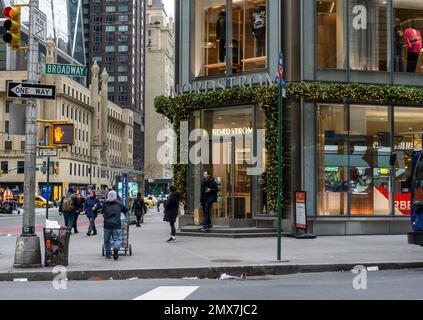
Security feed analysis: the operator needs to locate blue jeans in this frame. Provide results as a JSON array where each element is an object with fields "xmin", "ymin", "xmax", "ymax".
[
  {"xmin": 202, "ymin": 202, "xmax": 213, "ymax": 228},
  {"xmin": 64, "ymin": 212, "xmax": 76, "ymax": 229},
  {"xmin": 104, "ymin": 228, "xmax": 121, "ymax": 255}
]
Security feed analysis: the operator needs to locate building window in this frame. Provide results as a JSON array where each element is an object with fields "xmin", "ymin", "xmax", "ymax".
[
  {"xmin": 21, "ymin": 141, "xmax": 25, "ymax": 152},
  {"xmin": 316, "ymin": 0, "xmax": 346, "ymax": 69},
  {"xmin": 17, "ymin": 161, "xmax": 24, "ymax": 174},
  {"xmin": 4, "ymin": 141, "xmax": 12, "ymax": 151},
  {"xmin": 317, "ymin": 104, "xmax": 393, "ymax": 216},
  {"xmin": 348, "ymin": 0, "xmax": 389, "ymax": 72},
  {"xmin": 1, "ymin": 161, "xmax": 8, "ymax": 174},
  {"xmin": 70, "ymin": 162, "xmax": 72, "ymax": 175},
  {"xmin": 393, "ymin": 0, "xmax": 423, "ymax": 73},
  {"xmin": 192, "ymin": 0, "xmax": 267, "ymax": 78}
]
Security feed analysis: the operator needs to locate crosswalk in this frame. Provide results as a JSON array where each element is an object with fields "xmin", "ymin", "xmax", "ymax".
[{"xmin": 133, "ymin": 286, "xmax": 199, "ymax": 300}]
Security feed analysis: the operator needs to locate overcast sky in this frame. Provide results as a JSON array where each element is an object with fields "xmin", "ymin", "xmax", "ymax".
[{"xmin": 163, "ymin": 0, "xmax": 175, "ymax": 17}]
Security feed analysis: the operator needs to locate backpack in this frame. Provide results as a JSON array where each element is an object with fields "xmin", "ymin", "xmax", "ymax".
[{"xmin": 62, "ymin": 195, "xmax": 75, "ymax": 213}]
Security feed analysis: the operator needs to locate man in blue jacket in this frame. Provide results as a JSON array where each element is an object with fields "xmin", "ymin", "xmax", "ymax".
[{"xmin": 102, "ymin": 190, "xmax": 128, "ymax": 260}]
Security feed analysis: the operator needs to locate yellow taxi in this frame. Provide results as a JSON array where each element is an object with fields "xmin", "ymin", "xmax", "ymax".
[
  {"xmin": 144, "ymin": 197, "xmax": 156, "ymax": 208},
  {"xmin": 18, "ymin": 195, "xmax": 54, "ymax": 208}
]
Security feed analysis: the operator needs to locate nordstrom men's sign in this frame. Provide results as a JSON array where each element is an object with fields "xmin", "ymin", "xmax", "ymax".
[{"xmin": 170, "ymin": 73, "xmax": 276, "ymax": 96}]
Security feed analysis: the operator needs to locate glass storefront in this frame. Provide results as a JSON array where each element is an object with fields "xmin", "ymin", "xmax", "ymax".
[
  {"xmin": 192, "ymin": 0, "xmax": 268, "ymax": 78},
  {"xmin": 317, "ymin": 103, "xmax": 423, "ymax": 216},
  {"xmin": 316, "ymin": 0, "xmax": 346, "ymax": 69},
  {"xmin": 316, "ymin": 0, "xmax": 423, "ymax": 74},
  {"xmin": 189, "ymin": 105, "xmax": 267, "ymax": 221},
  {"xmin": 394, "ymin": 0, "xmax": 423, "ymax": 73}
]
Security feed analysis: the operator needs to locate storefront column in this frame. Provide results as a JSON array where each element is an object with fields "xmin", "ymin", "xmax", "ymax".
[
  {"xmin": 283, "ymin": 99, "xmax": 302, "ymax": 233},
  {"xmin": 303, "ymin": 102, "xmax": 317, "ymax": 217}
]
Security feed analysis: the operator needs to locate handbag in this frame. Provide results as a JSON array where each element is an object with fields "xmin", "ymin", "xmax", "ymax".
[{"xmin": 177, "ymin": 202, "xmax": 185, "ymax": 218}]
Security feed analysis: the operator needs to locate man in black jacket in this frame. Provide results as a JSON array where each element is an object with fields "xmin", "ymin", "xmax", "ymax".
[
  {"xmin": 200, "ymin": 171, "xmax": 218, "ymax": 232},
  {"xmin": 102, "ymin": 190, "xmax": 128, "ymax": 260}
]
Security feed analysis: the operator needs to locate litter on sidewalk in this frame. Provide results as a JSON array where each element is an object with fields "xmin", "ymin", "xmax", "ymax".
[{"xmin": 219, "ymin": 273, "xmax": 240, "ymax": 280}]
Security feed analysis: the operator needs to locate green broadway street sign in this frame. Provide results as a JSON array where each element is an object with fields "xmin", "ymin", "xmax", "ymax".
[{"xmin": 44, "ymin": 64, "xmax": 87, "ymax": 77}]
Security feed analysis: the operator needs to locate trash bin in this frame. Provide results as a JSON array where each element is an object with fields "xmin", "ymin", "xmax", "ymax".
[{"xmin": 43, "ymin": 228, "xmax": 71, "ymax": 267}]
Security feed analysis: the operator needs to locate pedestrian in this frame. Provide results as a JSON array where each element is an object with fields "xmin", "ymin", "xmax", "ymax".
[
  {"xmin": 72, "ymin": 193, "xmax": 84, "ymax": 234},
  {"xmin": 132, "ymin": 192, "xmax": 146, "ymax": 227},
  {"xmin": 59, "ymin": 188, "xmax": 79, "ymax": 232},
  {"xmin": 85, "ymin": 190, "xmax": 100, "ymax": 236},
  {"xmin": 157, "ymin": 196, "xmax": 161, "ymax": 213},
  {"xmin": 163, "ymin": 185, "xmax": 180, "ymax": 243},
  {"xmin": 200, "ymin": 171, "xmax": 218, "ymax": 232},
  {"xmin": 102, "ymin": 190, "xmax": 128, "ymax": 260}
]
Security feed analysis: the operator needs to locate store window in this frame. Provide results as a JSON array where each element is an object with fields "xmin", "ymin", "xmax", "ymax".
[
  {"xmin": 231, "ymin": 0, "xmax": 267, "ymax": 74},
  {"xmin": 394, "ymin": 107, "xmax": 423, "ymax": 216},
  {"xmin": 349, "ymin": 0, "xmax": 389, "ymax": 72},
  {"xmin": 317, "ymin": 104, "xmax": 392, "ymax": 216},
  {"xmin": 393, "ymin": 0, "xmax": 423, "ymax": 73},
  {"xmin": 193, "ymin": 0, "xmax": 227, "ymax": 77},
  {"xmin": 349, "ymin": 105, "xmax": 391, "ymax": 215},
  {"xmin": 316, "ymin": 0, "xmax": 346, "ymax": 69},
  {"xmin": 317, "ymin": 104, "xmax": 349, "ymax": 216},
  {"xmin": 192, "ymin": 0, "xmax": 267, "ymax": 78}
]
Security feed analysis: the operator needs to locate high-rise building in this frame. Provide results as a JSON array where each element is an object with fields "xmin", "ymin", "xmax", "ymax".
[
  {"xmin": 0, "ymin": 0, "xmax": 87, "ymax": 71},
  {"xmin": 144, "ymin": 0, "xmax": 175, "ymax": 194},
  {"xmin": 82, "ymin": 0, "xmax": 145, "ymax": 170}
]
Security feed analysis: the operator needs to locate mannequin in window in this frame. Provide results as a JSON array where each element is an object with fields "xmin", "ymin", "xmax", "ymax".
[
  {"xmin": 216, "ymin": 11, "xmax": 226, "ymax": 63},
  {"xmin": 252, "ymin": 6, "xmax": 266, "ymax": 57},
  {"xmin": 405, "ymin": 20, "xmax": 422, "ymax": 73},
  {"xmin": 394, "ymin": 18, "xmax": 405, "ymax": 72}
]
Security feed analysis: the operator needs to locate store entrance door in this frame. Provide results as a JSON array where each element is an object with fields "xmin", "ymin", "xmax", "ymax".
[{"xmin": 205, "ymin": 107, "xmax": 254, "ymax": 226}]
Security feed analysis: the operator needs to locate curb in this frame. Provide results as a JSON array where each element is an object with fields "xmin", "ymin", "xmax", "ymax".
[{"xmin": 1, "ymin": 261, "xmax": 423, "ymax": 282}]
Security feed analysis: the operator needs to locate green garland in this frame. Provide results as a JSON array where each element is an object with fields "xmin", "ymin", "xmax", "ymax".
[{"xmin": 155, "ymin": 81, "xmax": 423, "ymax": 212}]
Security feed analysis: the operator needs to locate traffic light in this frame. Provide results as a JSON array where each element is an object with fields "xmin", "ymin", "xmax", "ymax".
[
  {"xmin": 52, "ymin": 123, "xmax": 75, "ymax": 146},
  {"xmin": 2, "ymin": 6, "xmax": 21, "ymax": 50}
]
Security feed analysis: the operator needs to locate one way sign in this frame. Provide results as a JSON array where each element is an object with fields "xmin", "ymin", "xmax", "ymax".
[{"xmin": 7, "ymin": 82, "xmax": 56, "ymax": 100}]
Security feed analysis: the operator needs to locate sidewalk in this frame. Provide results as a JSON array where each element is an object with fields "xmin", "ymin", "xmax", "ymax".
[{"xmin": 0, "ymin": 212, "xmax": 422, "ymax": 281}]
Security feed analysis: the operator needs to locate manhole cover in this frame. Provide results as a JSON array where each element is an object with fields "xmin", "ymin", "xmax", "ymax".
[{"xmin": 211, "ymin": 259, "xmax": 242, "ymax": 263}]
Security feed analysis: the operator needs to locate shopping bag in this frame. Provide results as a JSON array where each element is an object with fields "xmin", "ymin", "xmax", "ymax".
[{"xmin": 177, "ymin": 202, "xmax": 185, "ymax": 218}]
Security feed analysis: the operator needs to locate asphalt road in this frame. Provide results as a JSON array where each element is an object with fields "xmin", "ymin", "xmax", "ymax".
[{"xmin": 1, "ymin": 269, "xmax": 423, "ymax": 300}]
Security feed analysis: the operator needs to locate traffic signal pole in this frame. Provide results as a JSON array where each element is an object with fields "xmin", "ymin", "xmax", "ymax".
[
  {"xmin": 14, "ymin": 0, "xmax": 42, "ymax": 268},
  {"xmin": 46, "ymin": 157, "xmax": 50, "ymax": 220}
]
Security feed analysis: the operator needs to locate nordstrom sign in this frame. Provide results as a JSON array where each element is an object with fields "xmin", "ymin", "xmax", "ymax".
[{"xmin": 170, "ymin": 73, "xmax": 276, "ymax": 97}]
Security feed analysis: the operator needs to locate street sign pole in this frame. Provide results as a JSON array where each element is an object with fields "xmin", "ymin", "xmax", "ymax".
[
  {"xmin": 46, "ymin": 157, "xmax": 50, "ymax": 220},
  {"xmin": 277, "ymin": 52, "xmax": 285, "ymax": 262},
  {"xmin": 14, "ymin": 0, "xmax": 42, "ymax": 268}
]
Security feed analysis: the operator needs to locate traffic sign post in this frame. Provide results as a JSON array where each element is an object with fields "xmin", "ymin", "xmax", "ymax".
[
  {"xmin": 44, "ymin": 64, "xmax": 87, "ymax": 77},
  {"xmin": 14, "ymin": 0, "xmax": 42, "ymax": 269},
  {"xmin": 277, "ymin": 51, "xmax": 285, "ymax": 261},
  {"xmin": 8, "ymin": 82, "xmax": 56, "ymax": 100}
]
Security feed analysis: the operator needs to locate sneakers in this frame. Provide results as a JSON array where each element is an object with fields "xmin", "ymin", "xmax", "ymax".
[
  {"xmin": 167, "ymin": 236, "xmax": 176, "ymax": 243},
  {"xmin": 92, "ymin": 231, "xmax": 97, "ymax": 236},
  {"xmin": 86, "ymin": 232, "xmax": 91, "ymax": 237},
  {"xmin": 113, "ymin": 248, "xmax": 119, "ymax": 260}
]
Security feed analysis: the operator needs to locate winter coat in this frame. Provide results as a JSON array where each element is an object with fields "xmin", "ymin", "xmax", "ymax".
[
  {"xmin": 164, "ymin": 192, "xmax": 180, "ymax": 223},
  {"xmin": 102, "ymin": 200, "xmax": 128, "ymax": 230},
  {"xmin": 84, "ymin": 196, "xmax": 100, "ymax": 219},
  {"xmin": 201, "ymin": 178, "xmax": 218, "ymax": 205},
  {"xmin": 132, "ymin": 197, "xmax": 146, "ymax": 217}
]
